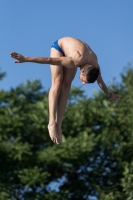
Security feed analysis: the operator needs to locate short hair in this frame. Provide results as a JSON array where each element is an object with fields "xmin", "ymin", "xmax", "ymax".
[{"xmin": 83, "ymin": 65, "xmax": 100, "ymax": 83}]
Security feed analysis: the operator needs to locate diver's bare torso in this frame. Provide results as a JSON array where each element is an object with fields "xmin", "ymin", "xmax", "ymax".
[{"xmin": 58, "ymin": 37, "xmax": 98, "ymax": 67}]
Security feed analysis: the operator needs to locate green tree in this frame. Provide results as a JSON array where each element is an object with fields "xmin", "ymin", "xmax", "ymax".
[{"xmin": 0, "ymin": 64, "xmax": 133, "ymax": 200}]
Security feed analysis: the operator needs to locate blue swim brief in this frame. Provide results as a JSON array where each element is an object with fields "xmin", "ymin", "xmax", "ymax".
[{"xmin": 51, "ymin": 40, "xmax": 65, "ymax": 56}]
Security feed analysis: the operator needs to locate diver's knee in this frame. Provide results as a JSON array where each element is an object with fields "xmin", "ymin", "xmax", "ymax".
[{"xmin": 62, "ymin": 81, "xmax": 71, "ymax": 90}]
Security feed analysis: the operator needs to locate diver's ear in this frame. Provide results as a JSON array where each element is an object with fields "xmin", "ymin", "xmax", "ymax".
[{"xmin": 80, "ymin": 68, "xmax": 84, "ymax": 74}]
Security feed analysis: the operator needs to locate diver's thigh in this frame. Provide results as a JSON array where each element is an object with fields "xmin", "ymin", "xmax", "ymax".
[
  {"xmin": 63, "ymin": 67, "xmax": 77, "ymax": 84},
  {"xmin": 50, "ymin": 48, "xmax": 64, "ymax": 81}
]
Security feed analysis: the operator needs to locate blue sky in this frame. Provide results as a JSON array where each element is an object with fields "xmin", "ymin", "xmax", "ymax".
[{"xmin": 0, "ymin": 0, "xmax": 133, "ymax": 97}]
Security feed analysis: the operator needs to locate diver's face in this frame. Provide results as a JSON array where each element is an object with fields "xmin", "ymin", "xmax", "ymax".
[
  {"xmin": 79, "ymin": 64, "xmax": 89, "ymax": 85},
  {"xmin": 79, "ymin": 73, "xmax": 88, "ymax": 85}
]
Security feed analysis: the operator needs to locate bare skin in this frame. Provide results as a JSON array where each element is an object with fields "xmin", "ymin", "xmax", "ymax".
[
  {"xmin": 47, "ymin": 47, "xmax": 77, "ymax": 144},
  {"xmin": 10, "ymin": 36, "xmax": 120, "ymax": 144}
]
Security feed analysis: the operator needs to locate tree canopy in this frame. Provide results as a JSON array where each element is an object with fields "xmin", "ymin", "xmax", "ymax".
[{"xmin": 0, "ymin": 64, "xmax": 133, "ymax": 200}]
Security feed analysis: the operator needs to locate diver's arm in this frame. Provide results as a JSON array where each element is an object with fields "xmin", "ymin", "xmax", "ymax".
[
  {"xmin": 97, "ymin": 75, "xmax": 110, "ymax": 97},
  {"xmin": 97, "ymin": 75, "xmax": 120, "ymax": 101},
  {"xmin": 10, "ymin": 52, "xmax": 76, "ymax": 68}
]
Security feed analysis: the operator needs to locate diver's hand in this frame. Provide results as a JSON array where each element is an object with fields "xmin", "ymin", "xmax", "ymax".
[
  {"xmin": 108, "ymin": 93, "xmax": 120, "ymax": 101},
  {"xmin": 10, "ymin": 52, "xmax": 26, "ymax": 63}
]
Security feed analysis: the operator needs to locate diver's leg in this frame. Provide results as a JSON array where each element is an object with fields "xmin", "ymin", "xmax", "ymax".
[
  {"xmin": 56, "ymin": 67, "xmax": 77, "ymax": 139},
  {"xmin": 48, "ymin": 48, "xmax": 63, "ymax": 144}
]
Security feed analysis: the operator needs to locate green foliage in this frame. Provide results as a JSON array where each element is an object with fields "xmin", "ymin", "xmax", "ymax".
[
  {"xmin": 0, "ymin": 65, "xmax": 133, "ymax": 199},
  {"xmin": 0, "ymin": 68, "xmax": 6, "ymax": 81}
]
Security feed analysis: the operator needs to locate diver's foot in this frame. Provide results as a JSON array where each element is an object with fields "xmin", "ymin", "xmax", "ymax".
[{"xmin": 48, "ymin": 123, "xmax": 61, "ymax": 144}]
